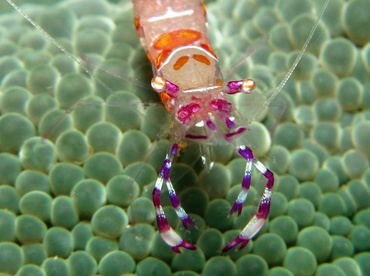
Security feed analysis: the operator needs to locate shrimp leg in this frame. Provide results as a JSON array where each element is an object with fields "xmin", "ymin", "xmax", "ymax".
[
  {"xmin": 222, "ymin": 145, "xmax": 274, "ymax": 252},
  {"xmin": 153, "ymin": 143, "xmax": 196, "ymax": 252}
]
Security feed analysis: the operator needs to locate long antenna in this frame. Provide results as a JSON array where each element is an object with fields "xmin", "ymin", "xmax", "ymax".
[
  {"xmin": 250, "ymin": 0, "xmax": 330, "ymax": 122},
  {"xmin": 6, "ymin": 1, "xmax": 83, "ymax": 70},
  {"xmin": 8, "ymin": 0, "xmax": 120, "ymax": 94}
]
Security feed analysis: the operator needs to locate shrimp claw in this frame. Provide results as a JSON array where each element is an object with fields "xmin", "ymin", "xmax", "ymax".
[
  {"xmin": 223, "ymin": 145, "xmax": 274, "ymax": 252},
  {"xmin": 153, "ymin": 143, "xmax": 196, "ymax": 252}
]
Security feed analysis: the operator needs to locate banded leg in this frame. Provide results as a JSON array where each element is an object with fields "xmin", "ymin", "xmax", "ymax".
[
  {"xmin": 222, "ymin": 145, "xmax": 274, "ymax": 252},
  {"xmin": 153, "ymin": 143, "xmax": 196, "ymax": 252}
]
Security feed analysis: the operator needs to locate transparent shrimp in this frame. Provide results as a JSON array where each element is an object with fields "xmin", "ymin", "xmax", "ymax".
[
  {"xmin": 5, "ymin": 0, "xmax": 330, "ymax": 254},
  {"xmin": 133, "ymin": 0, "xmax": 330, "ymax": 253}
]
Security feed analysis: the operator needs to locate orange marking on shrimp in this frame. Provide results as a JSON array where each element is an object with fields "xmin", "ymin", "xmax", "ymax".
[
  {"xmin": 201, "ymin": 3, "xmax": 207, "ymax": 15},
  {"xmin": 159, "ymin": 92, "xmax": 173, "ymax": 112},
  {"xmin": 193, "ymin": 54, "xmax": 210, "ymax": 65},
  {"xmin": 134, "ymin": 17, "xmax": 140, "ymax": 32},
  {"xmin": 156, "ymin": 49, "xmax": 172, "ymax": 68},
  {"xmin": 216, "ymin": 78, "xmax": 224, "ymax": 86},
  {"xmin": 200, "ymin": 43, "xmax": 217, "ymax": 58},
  {"xmin": 153, "ymin": 29, "xmax": 202, "ymax": 50},
  {"xmin": 173, "ymin": 56, "xmax": 189, "ymax": 70}
]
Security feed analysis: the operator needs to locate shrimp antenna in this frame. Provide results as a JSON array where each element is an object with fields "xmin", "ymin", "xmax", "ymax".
[
  {"xmin": 224, "ymin": 35, "xmax": 269, "ymax": 80},
  {"xmin": 250, "ymin": 0, "xmax": 330, "ymax": 122},
  {"xmin": 6, "ymin": 0, "xmax": 156, "ymax": 141},
  {"xmin": 6, "ymin": 0, "xmax": 114, "ymax": 94}
]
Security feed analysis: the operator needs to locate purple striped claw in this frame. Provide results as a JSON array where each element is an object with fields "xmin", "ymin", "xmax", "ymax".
[
  {"xmin": 152, "ymin": 143, "xmax": 196, "ymax": 252},
  {"xmin": 222, "ymin": 236, "xmax": 251, "ymax": 253},
  {"xmin": 222, "ymin": 145, "xmax": 274, "ymax": 252}
]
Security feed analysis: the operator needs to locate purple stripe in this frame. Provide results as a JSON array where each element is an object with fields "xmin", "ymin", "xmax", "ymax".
[
  {"xmin": 242, "ymin": 172, "xmax": 251, "ymax": 189},
  {"xmin": 206, "ymin": 120, "xmax": 216, "ymax": 130},
  {"xmin": 152, "ymin": 187, "xmax": 161, "ymax": 207},
  {"xmin": 264, "ymin": 170, "xmax": 274, "ymax": 189},
  {"xmin": 225, "ymin": 117, "xmax": 235, "ymax": 129},
  {"xmin": 257, "ymin": 198, "xmax": 271, "ymax": 219},
  {"xmin": 171, "ymin": 143, "xmax": 178, "ymax": 155},
  {"xmin": 170, "ymin": 193, "xmax": 180, "ymax": 208},
  {"xmin": 238, "ymin": 146, "xmax": 253, "ymax": 160},
  {"xmin": 225, "ymin": 127, "xmax": 247, "ymax": 139},
  {"xmin": 160, "ymin": 160, "xmax": 171, "ymax": 180},
  {"xmin": 185, "ymin": 134, "xmax": 208, "ymax": 140},
  {"xmin": 156, "ymin": 213, "xmax": 170, "ymax": 231}
]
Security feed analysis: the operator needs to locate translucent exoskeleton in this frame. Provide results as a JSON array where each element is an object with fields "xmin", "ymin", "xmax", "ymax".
[
  {"xmin": 5, "ymin": 0, "xmax": 330, "ymax": 253},
  {"xmin": 132, "ymin": 0, "xmax": 329, "ymax": 252}
]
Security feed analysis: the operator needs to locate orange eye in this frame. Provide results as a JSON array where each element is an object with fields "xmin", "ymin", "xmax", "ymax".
[
  {"xmin": 242, "ymin": 79, "xmax": 256, "ymax": 93},
  {"xmin": 151, "ymin": 76, "xmax": 166, "ymax": 92}
]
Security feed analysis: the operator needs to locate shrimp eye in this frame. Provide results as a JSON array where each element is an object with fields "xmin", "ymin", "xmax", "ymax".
[
  {"xmin": 151, "ymin": 76, "xmax": 179, "ymax": 97},
  {"xmin": 151, "ymin": 76, "xmax": 166, "ymax": 92},
  {"xmin": 242, "ymin": 78, "xmax": 255, "ymax": 93}
]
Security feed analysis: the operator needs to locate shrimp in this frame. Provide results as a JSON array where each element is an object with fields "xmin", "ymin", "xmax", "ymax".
[
  {"xmin": 133, "ymin": 0, "xmax": 270, "ymax": 253},
  {"xmin": 6, "ymin": 0, "xmax": 330, "ymax": 253},
  {"xmin": 133, "ymin": 0, "xmax": 329, "ymax": 253}
]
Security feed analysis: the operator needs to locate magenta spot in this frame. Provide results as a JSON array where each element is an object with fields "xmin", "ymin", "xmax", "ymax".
[
  {"xmin": 226, "ymin": 80, "xmax": 243, "ymax": 94},
  {"xmin": 170, "ymin": 194, "xmax": 180, "ymax": 208},
  {"xmin": 242, "ymin": 173, "xmax": 251, "ymax": 189},
  {"xmin": 171, "ymin": 143, "xmax": 179, "ymax": 155},
  {"xmin": 264, "ymin": 170, "xmax": 274, "ymax": 189},
  {"xmin": 189, "ymin": 103, "xmax": 200, "ymax": 113},
  {"xmin": 238, "ymin": 146, "xmax": 254, "ymax": 160},
  {"xmin": 225, "ymin": 127, "xmax": 247, "ymax": 140},
  {"xmin": 165, "ymin": 80, "xmax": 179, "ymax": 97},
  {"xmin": 257, "ymin": 200, "xmax": 271, "ymax": 219},
  {"xmin": 185, "ymin": 134, "xmax": 208, "ymax": 140},
  {"xmin": 160, "ymin": 159, "xmax": 171, "ymax": 180},
  {"xmin": 206, "ymin": 120, "xmax": 216, "ymax": 130},
  {"xmin": 152, "ymin": 188, "xmax": 161, "ymax": 206},
  {"xmin": 211, "ymin": 99, "xmax": 232, "ymax": 113},
  {"xmin": 177, "ymin": 103, "xmax": 200, "ymax": 123},
  {"xmin": 225, "ymin": 117, "xmax": 235, "ymax": 129},
  {"xmin": 157, "ymin": 214, "xmax": 171, "ymax": 231},
  {"xmin": 177, "ymin": 109, "xmax": 191, "ymax": 123}
]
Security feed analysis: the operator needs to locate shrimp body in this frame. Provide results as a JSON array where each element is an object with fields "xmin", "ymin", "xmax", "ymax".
[
  {"xmin": 134, "ymin": 1, "xmax": 254, "ymax": 135},
  {"xmin": 5, "ymin": 0, "xmax": 329, "ymax": 255},
  {"xmin": 133, "ymin": 0, "xmax": 273, "ymax": 253}
]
